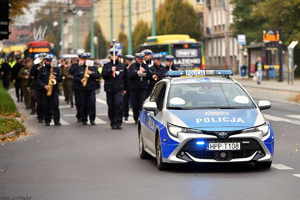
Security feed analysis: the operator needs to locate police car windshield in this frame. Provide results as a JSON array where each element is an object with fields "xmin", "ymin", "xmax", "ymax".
[{"xmin": 167, "ymin": 82, "xmax": 256, "ymax": 110}]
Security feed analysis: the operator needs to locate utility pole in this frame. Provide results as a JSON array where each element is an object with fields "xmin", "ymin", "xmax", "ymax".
[
  {"xmin": 60, "ymin": 11, "xmax": 64, "ymax": 54},
  {"xmin": 110, "ymin": 0, "xmax": 114, "ymax": 41},
  {"xmin": 90, "ymin": 1, "xmax": 95, "ymax": 58},
  {"xmin": 128, "ymin": 0, "xmax": 133, "ymax": 54},
  {"xmin": 151, "ymin": 0, "xmax": 156, "ymax": 36}
]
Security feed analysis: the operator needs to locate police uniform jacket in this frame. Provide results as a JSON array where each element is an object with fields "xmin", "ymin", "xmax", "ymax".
[
  {"xmin": 127, "ymin": 62, "xmax": 150, "ymax": 91},
  {"xmin": 36, "ymin": 64, "xmax": 62, "ymax": 93},
  {"xmin": 73, "ymin": 64, "xmax": 100, "ymax": 91},
  {"xmin": 102, "ymin": 60, "xmax": 126, "ymax": 93},
  {"xmin": 69, "ymin": 63, "xmax": 82, "ymax": 90},
  {"xmin": 149, "ymin": 64, "xmax": 168, "ymax": 89}
]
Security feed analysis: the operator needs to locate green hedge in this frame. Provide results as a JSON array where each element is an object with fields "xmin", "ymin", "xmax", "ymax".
[
  {"xmin": 0, "ymin": 83, "xmax": 17, "ymax": 115},
  {"xmin": 0, "ymin": 118, "xmax": 25, "ymax": 135}
]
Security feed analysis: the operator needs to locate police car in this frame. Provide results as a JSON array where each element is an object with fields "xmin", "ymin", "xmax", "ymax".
[{"xmin": 138, "ymin": 70, "xmax": 274, "ymax": 170}]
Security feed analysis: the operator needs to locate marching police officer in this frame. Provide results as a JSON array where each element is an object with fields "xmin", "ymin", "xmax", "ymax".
[
  {"xmin": 127, "ymin": 53, "xmax": 150, "ymax": 124},
  {"xmin": 123, "ymin": 55, "xmax": 135, "ymax": 121},
  {"xmin": 74, "ymin": 53, "xmax": 100, "ymax": 126},
  {"xmin": 165, "ymin": 55, "xmax": 178, "ymax": 71},
  {"xmin": 61, "ymin": 59, "xmax": 74, "ymax": 107},
  {"xmin": 102, "ymin": 49, "xmax": 126, "ymax": 129},
  {"xmin": 19, "ymin": 58, "xmax": 32, "ymax": 109},
  {"xmin": 0, "ymin": 57, "xmax": 12, "ymax": 90},
  {"xmin": 37, "ymin": 56, "xmax": 62, "ymax": 126},
  {"xmin": 148, "ymin": 54, "xmax": 167, "ymax": 95},
  {"xmin": 143, "ymin": 49, "xmax": 153, "ymax": 67},
  {"xmin": 12, "ymin": 57, "xmax": 24, "ymax": 102},
  {"xmin": 69, "ymin": 57, "xmax": 82, "ymax": 122}
]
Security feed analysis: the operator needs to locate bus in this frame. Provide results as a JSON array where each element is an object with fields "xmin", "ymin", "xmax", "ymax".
[
  {"xmin": 24, "ymin": 40, "xmax": 53, "ymax": 58},
  {"xmin": 138, "ymin": 34, "xmax": 205, "ymax": 69}
]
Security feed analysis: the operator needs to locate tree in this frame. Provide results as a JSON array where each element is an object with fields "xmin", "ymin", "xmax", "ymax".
[
  {"xmin": 11, "ymin": 0, "xmax": 38, "ymax": 18},
  {"xmin": 132, "ymin": 20, "xmax": 151, "ymax": 52},
  {"xmin": 156, "ymin": 0, "xmax": 202, "ymax": 40},
  {"xmin": 84, "ymin": 22, "xmax": 108, "ymax": 59},
  {"xmin": 118, "ymin": 32, "xmax": 128, "ymax": 55},
  {"xmin": 231, "ymin": 0, "xmax": 267, "ymax": 43}
]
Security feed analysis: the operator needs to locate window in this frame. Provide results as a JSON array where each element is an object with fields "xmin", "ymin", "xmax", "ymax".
[{"xmin": 150, "ymin": 83, "xmax": 166, "ymax": 111}]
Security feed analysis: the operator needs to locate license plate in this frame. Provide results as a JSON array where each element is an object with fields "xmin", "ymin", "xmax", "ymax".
[{"xmin": 208, "ymin": 142, "xmax": 241, "ymax": 151}]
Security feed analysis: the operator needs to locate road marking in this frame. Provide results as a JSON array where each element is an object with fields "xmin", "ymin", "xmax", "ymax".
[
  {"xmin": 286, "ymin": 115, "xmax": 300, "ymax": 120},
  {"xmin": 59, "ymin": 105, "xmax": 72, "ymax": 109},
  {"xmin": 63, "ymin": 114, "xmax": 76, "ymax": 117},
  {"xmin": 293, "ymin": 174, "xmax": 300, "ymax": 178},
  {"xmin": 96, "ymin": 98, "xmax": 107, "ymax": 105},
  {"xmin": 272, "ymin": 163, "xmax": 294, "ymax": 170},
  {"xmin": 95, "ymin": 117, "xmax": 107, "ymax": 124},
  {"xmin": 264, "ymin": 114, "xmax": 300, "ymax": 126}
]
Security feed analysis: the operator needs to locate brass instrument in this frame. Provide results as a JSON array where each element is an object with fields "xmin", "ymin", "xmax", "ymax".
[
  {"xmin": 81, "ymin": 66, "xmax": 90, "ymax": 87},
  {"xmin": 46, "ymin": 65, "xmax": 57, "ymax": 96}
]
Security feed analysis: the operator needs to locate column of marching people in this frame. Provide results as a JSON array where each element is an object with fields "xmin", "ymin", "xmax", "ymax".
[{"xmin": 0, "ymin": 45, "xmax": 178, "ymax": 130}]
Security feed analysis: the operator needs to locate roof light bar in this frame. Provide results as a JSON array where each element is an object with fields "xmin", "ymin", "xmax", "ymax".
[{"xmin": 166, "ymin": 70, "xmax": 233, "ymax": 77}]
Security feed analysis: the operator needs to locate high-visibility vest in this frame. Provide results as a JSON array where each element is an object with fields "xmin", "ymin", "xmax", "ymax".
[{"xmin": 8, "ymin": 60, "xmax": 16, "ymax": 68}]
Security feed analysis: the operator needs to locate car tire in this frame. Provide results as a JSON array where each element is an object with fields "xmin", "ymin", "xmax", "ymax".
[
  {"xmin": 138, "ymin": 129, "xmax": 150, "ymax": 159},
  {"xmin": 156, "ymin": 135, "xmax": 168, "ymax": 171},
  {"xmin": 256, "ymin": 161, "xmax": 272, "ymax": 170}
]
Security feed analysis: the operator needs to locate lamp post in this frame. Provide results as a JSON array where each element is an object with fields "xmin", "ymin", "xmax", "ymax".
[
  {"xmin": 128, "ymin": 0, "xmax": 133, "ymax": 54},
  {"xmin": 90, "ymin": 1, "xmax": 95, "ymax": 58},
  {"xmin": 151, "ymin": 0, "xmax": 156, "ymax": 36}
]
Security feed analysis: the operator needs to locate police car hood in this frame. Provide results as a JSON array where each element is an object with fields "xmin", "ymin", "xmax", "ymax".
[{"xmin": 167, "ymin": 109, "xmax": 265, "ymax": 131}]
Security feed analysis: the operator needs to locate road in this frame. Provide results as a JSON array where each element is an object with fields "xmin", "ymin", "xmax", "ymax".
[{"xmin": 0, "ymin": 87, "xmax": 300, "ymax": 200}]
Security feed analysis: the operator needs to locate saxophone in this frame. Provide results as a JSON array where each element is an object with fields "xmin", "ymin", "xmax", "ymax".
[
  {"xmin": 81, "ymin": 66, "xmax": 90, "ymax": 87},
  {"xmin": 46, "ymin": 65, "xmax": 57, "ymax": 96}
]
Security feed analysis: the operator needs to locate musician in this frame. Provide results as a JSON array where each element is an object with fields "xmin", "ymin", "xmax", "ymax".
[
  {"xmin": 102, "ymin": 49, "xmax": 126, "ymax": 129},
  {"xmin": 148, "ymin": 54, "xmax": 167, "ymax": 94},
  {"xmin": 61, "ymin": 59, "xmax": 74, "ymax": 107},
  {"xmin": 164, "ymin": 55, "xmax": 178, "ymax": 71},
  {"xmin": 74, "ymin": 53, "xmax": 100, "ymax": 126},
  {"xmin": 127, "ymin": 53, "xmax": 150, "ymax": 124},
  {"xmin": 19, "ymin": 58, "xmax": 32, "ymax": 109},
  {"xmin": 36, "ymin": 56, "xmax": 62, "ymax": 126},
  {"xmin": 123, "ymin": 55, "xmax": 135, "ymax": 121}
]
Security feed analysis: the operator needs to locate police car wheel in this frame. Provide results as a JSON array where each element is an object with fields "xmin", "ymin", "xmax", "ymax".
[
  {"xmin": 156, "ymin": 136, "xmax": 168, "ymax": 170},
  {"xmin": 256, "ymin": 161, "xmax": 272, "ymax": 170},
  {"xmin": 138, "ymin": 131, "xmax": 150, "ymax": 159}
]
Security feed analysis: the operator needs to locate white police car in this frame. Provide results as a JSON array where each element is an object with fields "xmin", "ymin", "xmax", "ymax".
[{"xmin": 138, "ymin": 70, "xmax": 274, "ymax": 170}]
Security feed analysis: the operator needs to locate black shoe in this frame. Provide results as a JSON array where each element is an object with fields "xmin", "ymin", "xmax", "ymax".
[
  {"xmin": 54, "ymin": 122, "xmax": 61, "ymax": 126},
  {"xmin": 45, "ymin": 122, "xmax": 50, "ymax": 126},
  {"xmin": 111, "ymin": 125, "xmax": 117, "ymax": 129},
  {"xmin": 82, "ymin": 121, "xmax": 88, "ymax": 126},
  {"xmin": 116, "ymin": 125, "xmax": 122, "ymax": 130},
  {"xmin": 90, "ymin": 121, "xmax": 96, "ymax": 126}
]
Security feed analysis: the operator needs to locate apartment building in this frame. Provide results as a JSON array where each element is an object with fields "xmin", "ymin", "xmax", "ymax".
[{"xmin": 203, "ymin": 0, "xmax": 239, "ymax": 71}]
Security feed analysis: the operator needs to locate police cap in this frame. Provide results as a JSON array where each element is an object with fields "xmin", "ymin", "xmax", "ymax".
[
  {"xmin": 153, "ymin": 54, "xmax": 162, "ymax": 60},
  {"xmin": 124, "ymin": 55, "xmax": 135, "ymax": 60},
  {"xmin": 135, "ymin": 53, "xmax": 144, "ymax": 59},
  {"xmin": 143, "ymin": 49, "xmax": 153, "ymax": 55},
  {"xmin": 165, "ymin": 55, "xmax": 175, "ymax": 61},
  {"xmin": 79, "ymin": 52, "xmax": 91, "ymax": 59}
]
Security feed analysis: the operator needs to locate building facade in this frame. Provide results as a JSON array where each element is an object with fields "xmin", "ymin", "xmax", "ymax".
[{"xmin": 203, "ymin": 0, "xmax": 239, "ymax": 71}]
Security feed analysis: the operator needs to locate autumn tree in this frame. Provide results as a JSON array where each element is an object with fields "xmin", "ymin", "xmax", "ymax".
[
  {"xmin": 132, "ymin": 20, "xmax": 151, "ymax": 52},
  {"xmin": 11, "ymin": 0, "xmax": 38, "ymax": 18},
  {"xmin": 118, "ymin": 32, "xmax": 128, "ymax": 55},
  {"xmin": 85, "ymin": 22, "xmax": 108, "ymax": 59},
  {"xmin": 156, "ymin": 0, "xmax": 202, "ymax": 40}
]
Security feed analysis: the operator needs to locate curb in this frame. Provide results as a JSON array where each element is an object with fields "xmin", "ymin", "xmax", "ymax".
[{"xmin": 0, "ymin": 130, "xmax": 20, "ymax": 140}]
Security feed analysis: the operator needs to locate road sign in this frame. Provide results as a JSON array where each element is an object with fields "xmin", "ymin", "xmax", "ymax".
[{"xmin": 237, "ymin": 34, "xmax": 246, "ymax": 46}]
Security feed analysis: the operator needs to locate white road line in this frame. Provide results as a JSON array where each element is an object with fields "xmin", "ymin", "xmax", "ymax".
[
  {"xmin": 59, "ymin": 105, "xmax": 72, "ymax": 109},
  {"xmin": 272, "ymin": 163, "xmax": 294, "ymax": 170},
  {"xmin": 264, "ymin": 114, "xmax": 300, "ymax": 126},
  {"xmin": 63, "ymin": 114, "xmax": 76, "ymax": 117},
  {"xmin": 95, "ymin": 117, "xmax": 107, "ymax": 124},
  {"xmin": 293, "ymin": 174, "xmax": 300, "ymax": 178},
  {"xmin": 96, "ymin": 98, "xmax": 107, "ymax": 104},
  {"xmin": 286, "ymin": 115, "xmax": 300, "ymax": 120}
]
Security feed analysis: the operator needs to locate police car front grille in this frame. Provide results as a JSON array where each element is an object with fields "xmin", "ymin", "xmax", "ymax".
[{"xmin": 177, "ymin": 138, "xmax": 265, "ymax": 161}]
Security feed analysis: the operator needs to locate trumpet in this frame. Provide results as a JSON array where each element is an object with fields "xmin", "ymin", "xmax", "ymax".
[
  {"xmin": 81, "ymin": 66, "xmax": 90, "ymax": 87},
  {"xmin": 46, "ymin": 66, "xmax": 57, "ymax": 96}
]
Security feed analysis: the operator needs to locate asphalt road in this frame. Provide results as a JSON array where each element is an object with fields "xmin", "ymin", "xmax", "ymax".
[{"xmin": 0, "ymin": 87, "xmax": 300, "ymax": 200}]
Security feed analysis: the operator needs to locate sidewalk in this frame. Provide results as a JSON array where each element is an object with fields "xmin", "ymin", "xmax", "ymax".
[{"xmin": 233, "ymin": 76, "xmax": 300, "ymax": 93}]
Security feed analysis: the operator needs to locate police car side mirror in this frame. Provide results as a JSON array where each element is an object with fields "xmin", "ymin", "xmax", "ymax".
[
  {"xmin": 143, "ymin": 101, "xmax": 157, "ymax": 112},
  {"xmin": 258, "ymin": 100, "xmax": 271, "ymax": 110}
]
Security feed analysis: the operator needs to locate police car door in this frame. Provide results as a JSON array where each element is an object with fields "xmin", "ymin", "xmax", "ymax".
[{"xmin": 145, "ymin": 82, "xmax": 167, "ymax": 152}]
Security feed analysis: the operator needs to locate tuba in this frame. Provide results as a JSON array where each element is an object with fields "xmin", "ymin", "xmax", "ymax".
[{"xmin": 46, "ymin": 60, "xmax": 57, "ymax": 96}]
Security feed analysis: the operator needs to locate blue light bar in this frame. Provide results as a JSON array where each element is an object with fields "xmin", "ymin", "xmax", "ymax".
[
  {"xmin": 166, "ymin": 70, "xmax": 233, "ymax": 77},
  {"xmin": 196, "ymin": 141, "xmax": 205, "ymax": 146}
]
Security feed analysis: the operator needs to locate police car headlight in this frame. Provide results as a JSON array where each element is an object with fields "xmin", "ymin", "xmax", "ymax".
[
  {"xmin": 167, "ymin": 123, "xmax": 184, "ymax": 138},
  {"xmin": 243, "ymin": 123, "xmax": 269, "ymax": 137}
]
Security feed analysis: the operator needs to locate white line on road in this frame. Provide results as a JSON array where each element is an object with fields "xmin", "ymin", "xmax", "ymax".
[
  {"xmin": 96, "ymin": 98, "xmax": 107, "ymax": 105},
  {"xmin": 95, "ymin": 117, "xmax": 107, "ymax": 124},
  {"xmin": 286, "ymin": 115, "xmax": 300, "ymax": 120},
  {"xmin": 264, "ymin": 114, "xmax": 300, "ymax": 126},
  {"xmin": 293, "ymin": 174, "xmax": 300, "ymax": 178},
  {"xmin": 272, "ymin": 163, "xmax": 294, "ymax": 170}
]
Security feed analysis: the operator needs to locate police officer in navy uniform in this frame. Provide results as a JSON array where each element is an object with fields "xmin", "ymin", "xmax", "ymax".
[
  {"xmin": 0, "ymin": 57, "xmax": 11, "ymax": 90},
  {"xmin": 165, "ymin": 55, "xmax": 178, "ymax": 71},
  {"xmin": 74, "ymin": 53, "xmax": 100, "ymax": 126},
  {"xmin": 127, "ymin": 53, "xmax": 150, "ymax": 124},
  {"xmin": 123, "ymin": 55, "xmax": 135, "ymax": 121},
  {"xmin": 69, "ymin": 57, "xmax": 82, "ymax": 122},
  {"xmin": 36, "ymin": 56, "xmax": 62, "ymax": 126},
  {"xmin": 148, "ymin": 54, "xmax": 168, "ymax": 95},
  {"xmin": 12, "ymin": 56, "xmax": 24, "ymax": 102},
  {"xmin": 143, "ymin": 49, "xmax": 153, "ymax": 67},
  {"xmin": 102, "ymin": 49, "xmax": 126, "ymax": 129}
]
